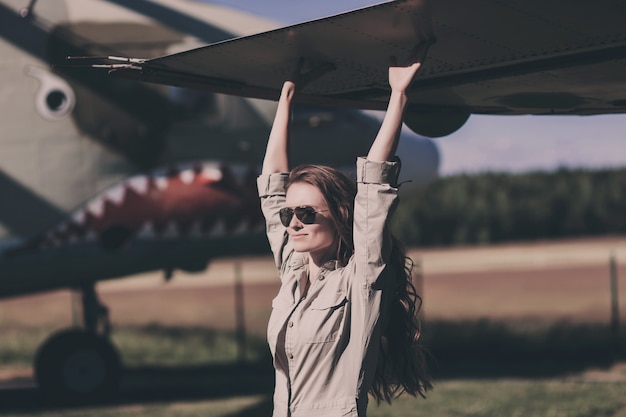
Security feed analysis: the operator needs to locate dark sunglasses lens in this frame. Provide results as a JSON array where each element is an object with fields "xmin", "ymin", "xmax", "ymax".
[
  {"xmin": 295, "ymin": 207, "xmax": 316, "ymax": 224},
  {"xmin": 279, "ymin": 206, "xmax": 317, "ymax": 226},
  {"xmin": 279, "ymin": 208, "xmax": 293, "ymax": 227}
]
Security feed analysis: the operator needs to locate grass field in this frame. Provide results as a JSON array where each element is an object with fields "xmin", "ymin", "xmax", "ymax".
[
  {"xmin": 1, "ymin": 237, "xmax": 626, "ymax": 416},
  {"xmin": 2, "ymin": 378, "xmax": 626, "ymax": 417}
]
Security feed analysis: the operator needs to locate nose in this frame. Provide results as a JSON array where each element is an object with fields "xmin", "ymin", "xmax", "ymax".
[{"xmin": 288, "ymin": 213, "xmax": 303, "ymax": 229}]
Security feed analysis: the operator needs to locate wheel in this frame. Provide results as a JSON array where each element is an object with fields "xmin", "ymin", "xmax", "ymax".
[{"xmin": 34, "ymin": 329, "xmax": 122, "ymax": 404}]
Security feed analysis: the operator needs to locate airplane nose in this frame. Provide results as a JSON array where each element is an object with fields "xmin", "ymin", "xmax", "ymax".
[{"xmin": 396, "ymin": 127, "xmax": 440, "ymax": 191}]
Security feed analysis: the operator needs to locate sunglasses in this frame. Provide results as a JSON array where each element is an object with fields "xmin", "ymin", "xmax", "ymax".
[{"xmin": 279, "ymin": 206, "xmax": 329, "ymax": 227}]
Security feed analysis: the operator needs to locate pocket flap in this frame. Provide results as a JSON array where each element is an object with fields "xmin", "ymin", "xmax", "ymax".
[
  {"xmin": 271, "ymin": 294, "xmax": 293, "ymax": 309},
  {"xmin": 311, "ymin": 290, "xmax": 347, "ymax": 310}
]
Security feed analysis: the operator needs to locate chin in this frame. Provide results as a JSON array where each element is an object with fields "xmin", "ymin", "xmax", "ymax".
[{"xmin": 292, "ymin": 242, "xmax": 310, "ymax": 253}]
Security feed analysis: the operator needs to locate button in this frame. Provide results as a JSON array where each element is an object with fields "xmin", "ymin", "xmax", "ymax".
[
  {"xmin": 288, "ymin": 353, "xmax": 293, "ymax": 359},
  {"xmin": 288, "ymin": 321, "xmax": 294, "ymax": 328},
  {"xmin": 301, "ymin": 296, "xmax": 306, "ymax": 301},
  {"xmin": 318, "ymin": 275, "xmax": 325, "ymax": 281}
]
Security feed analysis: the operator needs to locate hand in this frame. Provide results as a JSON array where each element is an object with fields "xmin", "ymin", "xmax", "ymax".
[
  {"xmin": 281, "ymin": 80, "xmax": 296, "ymax": 101},
  {"xmin": 283, "ymin": 58, "xmax": 336, "ymax": 95},
  {"xmin": 286, "ymin": 57, "xmax": 305, "ymax": 85},
  {"xmin": 388, "ymin": 61, "xmax": 422, "ymax": 94},
  {"xmin": 388, "ymin": 42, "xmax": 430, "ymax": 93},
  {"xmin": 280, "ymin": 58, "xmax": 304, "ymax": 100}
]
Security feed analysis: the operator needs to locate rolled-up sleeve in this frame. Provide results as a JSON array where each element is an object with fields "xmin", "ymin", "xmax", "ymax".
[
  {"xmin": 257, "ymin": 173, "xmax": 292, "ymax": 271},
  {"xmin": 353, "ymin": 157, "xmax": 400, "ymax": 288}
]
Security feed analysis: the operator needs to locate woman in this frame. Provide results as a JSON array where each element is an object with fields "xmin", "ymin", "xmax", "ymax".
[{"xmin": 257, "ymin": 57, "xmax": 431, "ymax": 417}]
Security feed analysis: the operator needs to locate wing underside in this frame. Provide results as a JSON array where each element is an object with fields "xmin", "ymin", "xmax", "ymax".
[{"xmin": 108, "ymin": 0, "xmax": 626, "ymax": 116}]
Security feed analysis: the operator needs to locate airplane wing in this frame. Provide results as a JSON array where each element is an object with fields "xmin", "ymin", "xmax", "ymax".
[
  {"xmin": 107, "ymin": 0, "xmax": 626, "ymax": 120},
  {"xmin": 107, "ymin": 0, "xmax": 433, "ymax": 109}
]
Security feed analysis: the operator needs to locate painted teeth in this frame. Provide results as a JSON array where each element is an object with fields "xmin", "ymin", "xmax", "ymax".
[
  {"xmin": 188, "ymin": 221, "xmax": 203, "ymax": 238},
  {"xmin": 26, "ymin": 162, "xmax": 258, "ymax": 253},
  {"xmin": 136, "ymin": 222, "xmax": 154, "ymax": 238},
  {"xmin": 201, "ymin": 166, "xmax": 222, "ymax": 181},
  {"xmin": 210, "ymin": 220, "xmax": 226, "ymax": 237},
  {"xmin": 84, "ymin": 230, "xmax": 98, "ymax": 242},
  {"xmin": 127, "ymin": 176, "xmax": 149, "ymax": 194},
  {"xmin": 179, "ymin": 169, "xmax": 195, "ymax": 184},
  {"xmin": 155, "ymin": 177, "xmax": 168, "ymax": 190},
  {"xmin": 56, "ymin": 223, "xmax": 68, "ymax": 234},
  {"xmin": 161, "ymin": 222, "xmax": 179, "ymax": 238},
  {"xmin": 231, "ymin": 222, "xmax": 248, "ymax": 235},
  {"xmin": 107, "ymin": 184, "xmax": 126, "ymax": 205},
  {"xmin": 72, "ymin": 211, "xmax": 86, "ymax": 225},
  {"xmin": 88, "ymin": 199, "xmax": 104, "ymax": 217}
]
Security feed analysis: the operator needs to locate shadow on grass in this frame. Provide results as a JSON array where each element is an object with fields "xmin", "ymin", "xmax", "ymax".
[
  {"xmin": 0, "ymin": 320, "xmax": 624, "ymax": 412},
  {"xmin": 0, "ymin": 360, "xmax": 274, "ymax": 412},
  {"xmin": 423, "ymin": 319, "xmax": 626, "ymax": 379},
  {"xmin": 222, "ymin": 396, "xmax": 274, "ymax": 417},
  {"xmin": 120, "ymin": 360, "xmax": 274, "ymax": 401}
]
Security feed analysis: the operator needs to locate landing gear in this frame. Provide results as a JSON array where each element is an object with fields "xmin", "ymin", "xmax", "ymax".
[
  {"xmin": 34, "ymin": 283, "xmax": 121, "ymax": 404},
  {"xmin": 34, "ymin": 329, "xmax": 121, "ymax": 404}
]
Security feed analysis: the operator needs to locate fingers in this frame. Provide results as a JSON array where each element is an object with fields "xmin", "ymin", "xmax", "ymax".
[
  {"xmin": 391, "ymin": 39, "xmax": 433, "ymax": 69},
  {"xmin": 412, "ymin": 40, "xmax": 432, "ymax": 65},
  {"xmin": 388, "ymin": 55, "xmax": 424, "ymax": 93},
  {"xmin": 285, "ymin": 58, "xmax": 336, "ymax": 92},
  {"xmin": 286, "ymin": 57, "xmax": 305, "ymax": 83}
]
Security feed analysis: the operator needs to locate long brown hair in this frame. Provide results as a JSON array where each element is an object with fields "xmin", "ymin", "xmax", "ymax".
[
  {"xmin": 287, "ymin": 164, "xmax": 432, "ymax": 402},
  {"xmin": 287, "ymin": 164, "xmax": 355, "ymax": 265}
]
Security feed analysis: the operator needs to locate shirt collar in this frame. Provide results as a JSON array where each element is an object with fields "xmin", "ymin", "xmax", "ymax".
[{"xmin": 289, "ymin": 253, "xmax": 342, "ymax": 271}]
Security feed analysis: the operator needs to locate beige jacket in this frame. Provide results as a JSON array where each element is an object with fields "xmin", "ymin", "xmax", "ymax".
[{"xmin": 257, "ymin": 157, "xmax": 400, "ymax": 417}]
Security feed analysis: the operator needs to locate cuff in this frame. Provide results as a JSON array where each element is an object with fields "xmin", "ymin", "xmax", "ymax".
[
  {"xmin": 356, "ymin": 157, "xmax": 400, "ymax": 186},
  {"xmin": 257, "ymin": 173, "xmax": 289, "ymax": 197}
]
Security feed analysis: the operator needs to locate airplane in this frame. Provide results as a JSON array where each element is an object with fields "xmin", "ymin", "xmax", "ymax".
[
  {"xmin": 105, "ymin": 0, "xmax": 626, "ymax": 133},
  {"xmin": 0, "ymin": 0, "xmax": 439, "ymax": 404}
]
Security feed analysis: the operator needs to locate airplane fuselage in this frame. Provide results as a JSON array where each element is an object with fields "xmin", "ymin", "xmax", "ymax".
[{"xmin": 0, "ymin": 0, "xmax": 439, "ymax": 298}]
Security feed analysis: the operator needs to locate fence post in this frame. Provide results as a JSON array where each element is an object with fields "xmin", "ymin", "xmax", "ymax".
[
  {"xmin": 609, "ymin": 252, "xmax": 620, "ymax": 344},
  {"xmin": 234, "ymin": 260, "xmax": 247, "ymax": 362},
  {"xmin": 71, "ymin": 289, "xmax": 81, "ymax": 328}
]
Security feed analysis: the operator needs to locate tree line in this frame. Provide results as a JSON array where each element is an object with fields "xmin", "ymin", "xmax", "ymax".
[{"xmin": 393, "ymin": 168, "xmax": 626, "ymax": 246}]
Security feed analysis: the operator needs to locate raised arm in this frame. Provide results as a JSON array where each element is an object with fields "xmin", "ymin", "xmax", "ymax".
[
  {"xmin": 367, "ymin": 60, "xmax": 423, "ymax": 162},
  {"xmin": 354, "ymin": 54, "xmax": 426, "ymax": 287},
  {"xmin": 262, "ymin": 81, "xmax": 296, "ymax": 174}
]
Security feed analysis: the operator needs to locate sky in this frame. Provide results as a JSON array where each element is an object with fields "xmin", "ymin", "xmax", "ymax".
[{"xmin": 207, "ymin": 0, "xmax": 626, "ymax": 176}]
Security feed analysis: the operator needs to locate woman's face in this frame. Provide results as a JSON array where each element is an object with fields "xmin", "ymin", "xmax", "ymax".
[{"xmin": 284, "ymin": 182, "xmax": 338, "ymax": 262}]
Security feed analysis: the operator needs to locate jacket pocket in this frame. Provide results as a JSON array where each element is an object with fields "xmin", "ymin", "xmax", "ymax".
[
  {"xmin": 267, "ymin": 294, "xmax": 293, "ymax": 347},
  {"xmin": 310, "ymin": 290, "xmax": 347, "ymax": 310},
  {"xmin": 306, "ymin": 290, "xmax": 348, "ymax": 344}
]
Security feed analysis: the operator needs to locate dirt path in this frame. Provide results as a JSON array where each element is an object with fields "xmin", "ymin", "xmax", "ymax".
[{"xmin": 1, "ymin": 237, "xmax": 624, "ymax": 329}]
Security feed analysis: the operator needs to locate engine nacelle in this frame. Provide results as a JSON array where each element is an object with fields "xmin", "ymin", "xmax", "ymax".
[{"xmin": 403, "ymin": 108, "xmax": 470, "ymax": 138}]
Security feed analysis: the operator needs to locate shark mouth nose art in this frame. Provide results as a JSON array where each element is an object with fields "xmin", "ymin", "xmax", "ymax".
[{"xmin": 9, "ymin": 162, "xmax": 262, "ymax": 255}]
